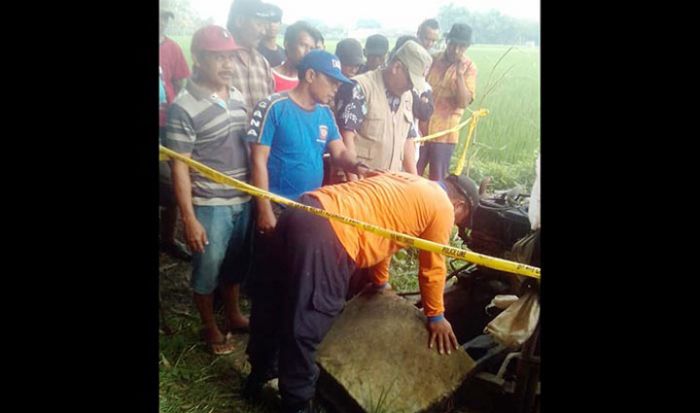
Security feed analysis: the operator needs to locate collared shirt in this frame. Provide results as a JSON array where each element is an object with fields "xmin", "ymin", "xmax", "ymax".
[
  {"xmin": 335, "ymin": 80, "xmax": 417, "ymax": 139},
  {"xmin": 229, "ymin": 47, "xmax": 275, "ymax": 113},
  {"xmin": 165, "ymin": 79, "xmax": 250, "ymax": 205}
]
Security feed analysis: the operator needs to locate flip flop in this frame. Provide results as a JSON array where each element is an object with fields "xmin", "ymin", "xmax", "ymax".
[{"xmin": 208, "ymin": 334, "xmax": 235, "ymax": 355}]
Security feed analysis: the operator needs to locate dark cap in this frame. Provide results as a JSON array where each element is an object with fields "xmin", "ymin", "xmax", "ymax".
[
  {"xmin": 335, "ymin": 38, "xmax": 364, "ymax": 66},
  {"xmin": 444, "ymin": 174, "xmax": 480, "ymax": 211},
  {"xmin": 446, "ymin": 23, "xmax": 472, "ymax": 45},
  {"xmin": 364, "ymin": 34, "xmax": 389, "ymax": 56},
  {"xmin": 267, "ymin": 3, "xmax": 283, "ymax": 22},
  {"xmin": 160, "ymin": 1, "xmax": 175, "ymax": 19},
  {"xmin": 228, "ymin": 0, "xmax": 279, "ymax": 21}
]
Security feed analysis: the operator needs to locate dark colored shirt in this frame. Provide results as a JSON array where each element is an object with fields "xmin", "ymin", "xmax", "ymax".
[{"xmin": 335, "ymin": 81, "xmax": 417, "ymax": 138}]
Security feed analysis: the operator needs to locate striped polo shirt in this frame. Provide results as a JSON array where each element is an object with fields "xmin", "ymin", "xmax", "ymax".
[{"xmin": 165, "ymin": 79, "xmax": 251, "ymax": 206}]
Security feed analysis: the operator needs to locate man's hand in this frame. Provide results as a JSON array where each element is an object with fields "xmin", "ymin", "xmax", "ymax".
[
  {"xmin": 256, "ymin": 208, "xmax": 277, "ymax": 234},
  {"xmin": 428, "ymin": 318, "xmax": 459, "ymax": 355},
  {"xmin": 363, "ymin": 167, "xmax": 389, "ymax": 179},
  {"xmin": 456, "ymin": 59, "xmax": 468, "ymax": 76},
  {"xmin": 354, "ymin": 161, "xmax": 383, "ymax": 179},
  {"xmin": 183, "ymin": 216, "xmax": 208, "ymax": 253}
]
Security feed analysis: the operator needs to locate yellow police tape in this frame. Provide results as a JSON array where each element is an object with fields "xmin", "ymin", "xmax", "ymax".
[
  {"xmin": 413, "ymin": 108, "xmax": 489, "ymax": 144},
  {"xmin": 453, "ymin": 109, "xmax": 489, "ymax": 176},
  {"xmin": 414, "ymin": 118, "xmax": 472, "ymax": 143},
  {"xmin": 159, "ymin": 145, "xmax": 540, "ymax": 280}
]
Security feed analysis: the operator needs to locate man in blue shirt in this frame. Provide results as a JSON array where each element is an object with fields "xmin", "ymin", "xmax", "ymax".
[
  {"xmin": 244, "ymin": 51, "xmax": 370, "ymax": 407},
  {"xmin": 246, "ymin": 50, "xmax": 368, "ymax": 234}
]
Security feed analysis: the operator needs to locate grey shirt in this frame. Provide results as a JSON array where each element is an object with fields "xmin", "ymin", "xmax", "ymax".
[{"xmin": 165, "ymin": 79, "xmax": 251, "ymax": 206}]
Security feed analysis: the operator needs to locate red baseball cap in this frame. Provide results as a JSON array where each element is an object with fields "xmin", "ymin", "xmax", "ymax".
[{"xmin": 191, "ymin": 25, "xmax": 239, "ymax": 53}]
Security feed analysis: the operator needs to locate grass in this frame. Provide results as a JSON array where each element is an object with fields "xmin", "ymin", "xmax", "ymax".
[
  {"xmin": 159, "ymin": 252, "xmax": 286, "ymax": 413},
  {"xmin": 161, "ymin": 37, "xmax": 539, "ymax": 411},
  {"xmin": 451, "ymin": 45, "xmax": 540, "ymax": 190}
]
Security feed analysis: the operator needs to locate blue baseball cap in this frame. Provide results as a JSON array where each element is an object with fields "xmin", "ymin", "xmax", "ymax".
[{"xmin": 297, "ymin": 50, "xmax": 353, "ymax": 85}]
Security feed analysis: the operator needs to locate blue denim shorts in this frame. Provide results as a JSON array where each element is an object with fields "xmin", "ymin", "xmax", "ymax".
[{"xmin": 191, "ymin": 201, "xmax": 253, "ymax": 294}]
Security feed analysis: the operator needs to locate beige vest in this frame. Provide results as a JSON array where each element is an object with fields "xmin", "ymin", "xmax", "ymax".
[{"xmin": 353, "ymin": 70, "xmax": 414, "ymax": 171}]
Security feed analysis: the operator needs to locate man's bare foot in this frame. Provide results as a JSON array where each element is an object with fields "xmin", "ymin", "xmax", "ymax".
[
  {"xmin": 202, "ymin": 326, "xmax": 235, "ymax": 355},
  {"xmin": 227, "ymin": 315, "xmax": 250, "ymax": 333}
]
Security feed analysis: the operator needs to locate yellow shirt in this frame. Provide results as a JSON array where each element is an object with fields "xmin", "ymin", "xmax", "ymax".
[{"xmin": 426, "ymin": 52, "xmax": 477, "ymax": 144}]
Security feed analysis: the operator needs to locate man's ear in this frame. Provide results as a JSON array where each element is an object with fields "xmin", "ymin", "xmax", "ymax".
[
  {"xmin": 456, "ymin": 199, "xmax": 467, "ymax": 211},
  {"xmin": 390, "ymin": 60, "xmax": 402, "ymax": 74},
  {"xmin": 191, "ymin": 52, "xmax": 202, "ymax": 71},
  {"xmin": 304, "ymin": 68, "xmax": 316, "ymax": 83}
]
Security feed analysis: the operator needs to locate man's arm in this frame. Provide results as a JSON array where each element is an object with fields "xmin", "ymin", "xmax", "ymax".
[
  {"xmin": 340, "ymin": 130, "xmax": 360, "ymax": 181},
  {"xmin": 370, "ymin": 257, "xmax": 391, "ymax": 287},
  {"xmin": 454, "ymin": 60, "xmax": 474, "ymax": 108},
  {"xmin": 326, "ymin": 139, "xmax": 369, "ymax": 177},
  {"xmin": 402, "ymin": 121, "xmax": 419, "ymax": 174},
  {"xmin": 249, "ymin": 143, "xmax": 277, "ymax": 233},
  {"xmin": 402, "ymin": 138, "xmax": 417, "ymax": 174},
  {"xmin": 165, "ymin": 103, "xmax": 206, "ymax": 253},
  {"xmin": 246, "ymin": 95, "xmax": 279, "ymax": 232},
  {"xmin": 335, "ymin": 81, "xmax": 366, "ymax": 181},
  {"xmin": 412, "ymin": 89, "xmax": 434, "ymax": 121},
  {"xmin": 418, "ymin": 199, "xmax": 458, "ymax": 354},
  {"xmin": 171, "ymin": 156, "xmax": 208, "ymax": 253}
]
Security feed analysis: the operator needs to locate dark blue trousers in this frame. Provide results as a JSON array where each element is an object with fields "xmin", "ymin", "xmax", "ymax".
[{"xmin": 246, "ymin": 194, "xmax": 357, "ymax": 408}]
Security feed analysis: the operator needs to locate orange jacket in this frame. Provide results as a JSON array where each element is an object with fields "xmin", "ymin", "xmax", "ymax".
[{"xmin": 311, "ymin": 172, "xmax": 454, "ymax": 316}]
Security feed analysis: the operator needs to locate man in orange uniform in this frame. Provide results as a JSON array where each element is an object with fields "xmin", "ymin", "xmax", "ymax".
[{"xmin": 245, "ymin": 171, "xmax": 480, "ymax": 413}]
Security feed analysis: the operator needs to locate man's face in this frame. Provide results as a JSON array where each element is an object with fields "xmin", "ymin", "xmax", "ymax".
[
  {"xmin": 341, "ymin": 64, "xmax": 361, "ymax": 78},
  {"xmin": 195, "ymin": 50, "xmax": 237, "ymax": 89},
  {"xmin": 453, "ymin": 199, "xmax": 471, "ymax": 229},
  {"xmin": 418, "ymin": 27, "xmax": 440, "ymax": 50},
  {"xmin": 236, "ymin": 16, "xmax": 268, "ymax": 48},
  {"xmin": 365, "ymin": 53, "xmax": 386, "ymax": 71},
  {"xmin": 265, "ymin": 21, "xmax": 281, "ymax": 40},
  {"xmin": 287, "ymin": 31, "xmax": 316, "ymax": 66},
  {"xmin": 446, "ymin": 41, "xmax": 469, "ymax": 63},
  {"xmin": 309, "ymin": 71, "xmax": 342, "ymax": 104},
  {"xmin": 386, "ymin": 60, "xmax": 412, "ymax": 96}
]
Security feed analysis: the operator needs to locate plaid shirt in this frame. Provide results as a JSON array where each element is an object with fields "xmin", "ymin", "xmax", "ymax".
[{"xmin": 229, "ymin": 47, "xmax": 275, "ymax": 114}]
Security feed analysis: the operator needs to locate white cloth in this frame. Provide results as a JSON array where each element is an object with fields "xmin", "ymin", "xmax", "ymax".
[{"xmin": 528, "ymin": 154, "xmax": 541, "ymax": 230}]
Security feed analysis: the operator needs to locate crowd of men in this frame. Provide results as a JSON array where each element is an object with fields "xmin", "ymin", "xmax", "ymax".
[{"xmin": 159, "ymin": 1, "xmax": 479, "ymax": 412}]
